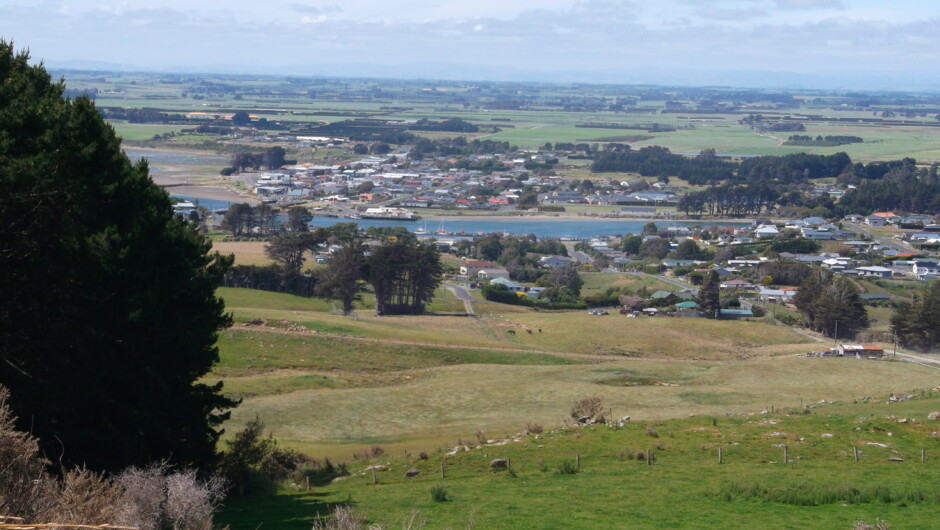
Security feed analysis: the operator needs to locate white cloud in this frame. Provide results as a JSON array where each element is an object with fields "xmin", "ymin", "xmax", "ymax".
[{"xmin": 1, "ymin": 0, "xmax": 939, "ymax": 87}]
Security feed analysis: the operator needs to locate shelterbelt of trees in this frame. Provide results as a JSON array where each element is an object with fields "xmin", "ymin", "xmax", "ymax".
[{"xmin": 589, "ymin": 143, "xmax": 940, "ymax": 216}]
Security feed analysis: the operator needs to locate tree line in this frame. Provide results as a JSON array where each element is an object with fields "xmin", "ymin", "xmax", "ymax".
[
  {"xmin": 677, "ymin": 182, "xmax": 779, "ymax": 217},
  {"xmin": 590, "ymin": 144, "xmax": 736, "ymax": 183}
]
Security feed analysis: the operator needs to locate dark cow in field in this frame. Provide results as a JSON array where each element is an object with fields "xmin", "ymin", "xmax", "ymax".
[{"xmin": 506, "ymin": 329, "xmax": 516, "ymax": 336}]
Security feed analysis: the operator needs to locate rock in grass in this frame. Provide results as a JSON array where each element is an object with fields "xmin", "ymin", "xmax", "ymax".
[
  {"xmin": 405, "ymin": 469, "xmax": 420, "ymax": 478},
  {"xmin": 887, "ymin": 457, "xmax": 904, "ymax": 462},
  {"xmin": 490, "ymin": 458, "xmax": 508, "ymax": 468},
  {"xmin": 928, "ymin": 411, "xmax": 940, "ymax": 421}
]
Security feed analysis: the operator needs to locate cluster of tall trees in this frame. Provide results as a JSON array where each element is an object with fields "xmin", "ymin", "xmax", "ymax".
[
  {"xmin": 367, "ymin": 239, "xmax": 444, "ymax": 315},
  {"xmin": 590, "ymin": 144, "xmax": 735, "ymax": 182},
  {"xmin": 228, "ymin": 146, "xmax": 287, "ymax": 172},
  {"xmin": 890, "ymin": 282, "xmax": 940, "ymax": 352},
  {"xmin": 408, "ymin": 118, "xmax": 479, "ymax": 132},
  {"xmin": 793, "ymin": 269, "xmax": 869, "ymax": 339},
  {"xmin": 222, "ymin": 203, "xmax": 277, "ymax": 236},
  {"xmin": 677, "ymin": 183, "xmax": 779, "ymax": 217},
  {"xmin": 838, "ymin": 162, "xmax": 940, "ymax": 213},
  {"xmin": 737, "ymin": 152, "xmax": 852, "ymax": 183},
  {"xmin": 786, "ymin": 135, "xmax": 863, "ymax": 146},
  {"xmin": 409, "ymin": 137, "xmax": 514, "ymax": 159}
]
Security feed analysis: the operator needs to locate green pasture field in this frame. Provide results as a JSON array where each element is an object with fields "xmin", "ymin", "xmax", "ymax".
[
  {"xmin": 220, "ymin": 393, "xmax": 940, "ymax": 529},
  {"xmin": 580, "ymin": 272, "xmax": 679, "ymax": 296},
  {"xmin": 64, "ymin": 71, "xmax": 940, "ymax": 163},
  {"xmin": 107, "ymin": 121, "xmax": 190, "ymax": 141}
]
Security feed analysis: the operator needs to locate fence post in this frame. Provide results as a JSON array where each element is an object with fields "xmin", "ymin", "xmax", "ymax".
[
  {"xmin": 718, "ymin": 447, "xmax": 723, "ymax": 464},
  {"xmin": 922, "ymin": 449, "xmax": 926, "ymax": 464},
  {"xmin": 576, "ymin": 453, "xmax": 581, "ymax": 469},
  {"xmin": 441, "ymin": 459, "xmax": 445, "ymax": 478},
  {"xmin": 372, "ymin": 467, "xmax": 377, "ymax": 484},
  {"xmin": 854, "ymin": 446, "xmax": 858, "ymax": 463},
  {"xmin": 306, "ymin": 476, "xmax": 310, "ymax": 491},
  {"xmin": 647, "ymin": 449, "xmax": 652, "ymax": 465},
  {"xmin": 784, "ymin": 445, "xmax": 788, "ymax": 464},
  {"xmin": 508, "ymin": 456, "xmax": 512, "ymax": 473}
]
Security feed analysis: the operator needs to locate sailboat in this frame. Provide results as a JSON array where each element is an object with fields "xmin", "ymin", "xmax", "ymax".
[
  {"xmin": 435, "ymin": 220, "xmax": 452, "ymax": 236},
  {"xmin": 414, "ymin": 221, "xmax": 429, "ymax": 235}
]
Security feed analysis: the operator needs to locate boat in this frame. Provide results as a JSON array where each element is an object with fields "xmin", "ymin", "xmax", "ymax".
[
  {"xmin": 414, "ymin": 222, "xmax": 430, "ymax": 235},
  {"xmin": 435, "ymin": 221, "xmax": 452, "ymax": 236}
]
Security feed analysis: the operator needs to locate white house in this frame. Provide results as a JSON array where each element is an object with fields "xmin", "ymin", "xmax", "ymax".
[
  {"xmin": 856, "ymin": 266, "xmax": 893, "ymax": 279},
  {"xmin": 754, "ymin": 224, "xmax": 779, "ymax": 238},
  {"xmin": 490, "ymin": 277, "xmax": 524, "ymax": 293},
  {"xmin": 912, "ymin": 261, "xmax": 940, "ymax": 279}
]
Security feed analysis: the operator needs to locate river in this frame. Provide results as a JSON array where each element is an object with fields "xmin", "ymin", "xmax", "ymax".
[{"xmin": 308, "ymin": 216, "xmax": 747, "ymax": 238}]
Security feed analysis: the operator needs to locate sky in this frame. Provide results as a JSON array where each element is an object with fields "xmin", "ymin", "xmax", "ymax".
[{"xmin": 3, "ymin": 0, "xmax": 940, "ymax": 88}]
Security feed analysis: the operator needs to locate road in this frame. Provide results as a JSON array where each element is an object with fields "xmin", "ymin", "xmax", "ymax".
[
  {"xmin": 569, "ymin": 250, "xmax": 594, "ymax": 265},
  {"xmin": 619, "ymin": 270, "xmax": 694, "ymax": 291},
  {"xmin": 844, "ymin": 222, "xmax": 922, "ymax": 255},
  {"xmin": 445, "ymin": 282, "xmax": 476, "ymax": 315}
]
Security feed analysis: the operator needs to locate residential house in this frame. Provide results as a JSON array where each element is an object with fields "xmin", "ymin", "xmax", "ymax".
[
  {"xmin": 490, "ymin": 277, "xmax": 524, "ymax": 293},
  {"xmin": 460, "ymin": 260, "xmax": 497, "ymax": 277},
  {"xmin": 720, "ymin": 279, "xmax": 757, "ymax": 290},
  {"xmin": 754, "ymin": 224, "xmax": 779, "ymax": 238},
  {"xmin": 855, "ymin": 266, "xmax": 893, "ymax": 279},
  {"xmin": 539, "ymin": 255, "xmax": 575, "ymax": 269},
  {"xmin": 478, "ymin": 268, "xmax": 510, "ymax": 280},
  {"xmin": 864, "ymin": 215, "xmax": 887, "ymax": 227},
  {"xmin": 912, "ymin": 261, "xmax": 940, "ymax": 279},
  {"xmin": 720, "ymin": 309, "xmax": 754, "ymax": 319},
  {"xmin": 801, "ymin": 228, "xmax": 833, "ymax": 240},
  {"xmin": 758, "ymin": 288, "xmax": 797, "ymax": 303},
  {"xmin": 526, "ymin": 287, "xmax": 547, "ymax": 299}
]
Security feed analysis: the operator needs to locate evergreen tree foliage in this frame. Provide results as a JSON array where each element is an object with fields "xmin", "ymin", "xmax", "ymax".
[
  {"xmin": 318, "ymin": 242, "xmax": 366, "ymax": 315},
  {"xmin": 890, "ymin": 281, "xmax": 940, "ymax": 351},
  {"xmin": 367, "ymin": 239, "xmax": 443, "ymax": 315},
  {"xmin": 696, "ymin": 270, "xmax": 721, "ymax": 318},
  {"xmin": 0, "ymin": 42, "xmax": 236, "ymax": 472},
  {"xmin": 793, "ymin": 269, "xmax": 868, "ymax": 339}
]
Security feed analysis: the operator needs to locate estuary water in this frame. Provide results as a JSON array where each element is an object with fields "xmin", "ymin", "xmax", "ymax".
[{"xmin": 308, "ymin": 216, "xmax": 747, "ymax": 239}]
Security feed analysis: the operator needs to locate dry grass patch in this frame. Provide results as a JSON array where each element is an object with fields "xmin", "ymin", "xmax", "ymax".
[{"xmin": 223, "ymin": 357, "xmax": 940, "ymax": 456}]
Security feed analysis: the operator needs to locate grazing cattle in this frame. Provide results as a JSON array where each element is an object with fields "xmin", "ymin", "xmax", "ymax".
[
  {"xmin": 526, "ymin": 329, "xmax": 533, "ymax": 335},
  {"xmin": 538, "ymin": 328, "xmax": 542, "ymax": 333},
  {"xmin": 506, "ymin": 329, "xmax": 516, "ymax": 336}
]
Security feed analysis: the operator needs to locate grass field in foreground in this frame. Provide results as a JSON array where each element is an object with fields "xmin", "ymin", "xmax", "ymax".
[
  {"xmin": 219, "ymin": 393, "xmax": 940, "ymax": 529},
  {"xmin": 212, "ymin": 287, "xmax": 929, "ymax": 462}
]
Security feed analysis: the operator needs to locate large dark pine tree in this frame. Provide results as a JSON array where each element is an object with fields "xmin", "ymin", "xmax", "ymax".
[{"xmin": 0, "ymin": 42, "xmax": 236, "ymax": 472}]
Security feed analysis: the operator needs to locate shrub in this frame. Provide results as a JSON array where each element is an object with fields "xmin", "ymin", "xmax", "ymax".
[
  {"xmin": 556, "ymin": 460, "xmax": 579, "ymax": 475},
  {"xmin": 476, "ymin": 430, "xmax": 488, "ymax": 444},
  {"xmin": 646, "ymin": 426, "xmax": 659, "ymax": 438},
  {"xmin": 524, "ymin": 422, "xmax": 544, "ymax": 435},
  {"xmin": 570, "ymin": 396, "xmax": 605, "ymax": 423},
  {"xmin": 311, "ymin": 505, "xmax": 368, "ymax": 530},
  {"xmin": 430, "ymin": 485, "xmax": 449, "ymax": 502},
  {"xmin": 418, "ymin": 451, "xmax": 429, "ymax": 460}
]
